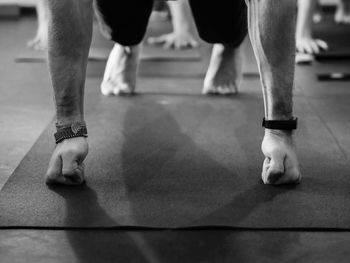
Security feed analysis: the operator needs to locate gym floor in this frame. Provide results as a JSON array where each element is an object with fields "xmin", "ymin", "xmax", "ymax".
[{"xmin": 0, "ymin": 11, "xmax": 350, "ymax": 263}]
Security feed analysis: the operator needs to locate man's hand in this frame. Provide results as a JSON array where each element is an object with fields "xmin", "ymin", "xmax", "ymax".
[
  {"xmin": 147, "ymin": 32, "xmax": 199, "ymax": 50},
  {"xmin": 261, "ymin": 130, "xmax": 301, "ymax": 185},
  {"xmin": 45, "ymin": 137, "xmax": 89, "ymax": 185}
]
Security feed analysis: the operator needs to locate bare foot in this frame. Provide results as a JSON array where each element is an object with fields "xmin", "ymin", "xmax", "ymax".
[
  {"xmin": 261, "ymin": 130, "xmax": 301, "ymax": 185},
  {"xmin": 335, "ymin": 0, "xmax": 350, "ymax": 24},
  {"xmin": 296, "ymin": 36, "xmax": 328, "ymax": 54},
  {"xmin": 147, "ymin": 31, "xmax": 198, "ymax": 50},
  {"xmin": 45, "ymin": 137, "xmax": 89, "ymax": 186},
  {"xmin": 27, "ymin": 36, "xmax": 47, "ymax": 51},
  {"xmin": 27, "ymin": 27, "xmax": 48, "ymax": 51},
  {"xmin": 203, "ymin": 44, "xmax": 243, "ymax": 95},
  {"xmin": 100, "ymin": 44, "xmax": 140, "ymax": 96}
]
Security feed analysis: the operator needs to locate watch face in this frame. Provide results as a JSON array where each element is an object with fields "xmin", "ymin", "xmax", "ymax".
[{"xmin": 71, "ymin": 123, "xmax": 85, "ymax": 134}]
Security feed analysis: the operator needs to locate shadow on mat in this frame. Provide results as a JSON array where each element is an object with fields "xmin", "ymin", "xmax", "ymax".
[
  {"xmin": 49, "ymin": 186, "xmax": 286, "ymax": 263},
  {"xmin": 46, "ymin": 186, "xmax": 302, "ymax": 262},
  {"xmin": 118, "ymin": 96, "xmax": 298, "ymax": 227},
  {"xmin": 47, "ymin": 96, "xmax": 305, "ymax": 262},
  {"xmin": 49, "ymin": 186, "xmax": 157, "ymax": 262}
]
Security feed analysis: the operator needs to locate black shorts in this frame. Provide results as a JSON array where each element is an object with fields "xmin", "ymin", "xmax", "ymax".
[{"xmin": 94, "ymin": 0, "xmax": 247, "ymax": 48}]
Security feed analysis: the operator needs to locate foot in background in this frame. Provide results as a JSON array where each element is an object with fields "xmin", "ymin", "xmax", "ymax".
[
  {"xmin": 148, "ymin": 31, "xmax": 198, "ymax": 50},
  {"xmin": 296, "ymin": 0, "xmax": 328, "ymax": 56},
  {"xmin": 101, "ymin": 44, "xmax": 140, "ymax": 96},
  {"xmin": 295, "ymin": 0, "xmax": 328, "ymax": 64},
  {"xmin": 27, "ymin": 28, "xmax": 48, "ymax": 51},
  {"xmin": 335, "ymin": 0, "xmax": 350, "ymax": 24},
  {"xmin": 296, "ymin": 38, "xmax": 328, "ymax": 55},
  {"xmin": 147, "ymin": 0, "xmax": 198, "ymax": 49},
  {"xmin": 203, "ymin": 44, "xmax": 243, "ymax": 95}
]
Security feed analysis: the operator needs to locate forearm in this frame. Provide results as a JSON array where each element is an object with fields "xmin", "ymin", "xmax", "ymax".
[
  {"xmin": 47, "ymin": 0, "xmax": 93, "ymax": 126},
  {"xmin": 246, "ymin": 0, "xmax": 296, "ymax": 120},
  {"xmin": 49, "ymin": 57, "xmax": 86, "ymax": 124}
]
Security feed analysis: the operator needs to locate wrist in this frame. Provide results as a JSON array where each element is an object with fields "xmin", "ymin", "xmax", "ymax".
[
  {"xmin": 265, "ymin": 113, "xmax": 293, "ymax": 121},
  {"xmin": 54, "ymin": 121, "xmax": 88, "ymax": 144},
  {"xmin": 265, "ymin": 129, "xmax": 293, "ymax": 137},
  {"xmin": 56, "ymin": 114, "xmax": 84, "ymax": 127},
  {"xmin": 262, "ymin": 116, "xmax": 297, "ymax": 133}
]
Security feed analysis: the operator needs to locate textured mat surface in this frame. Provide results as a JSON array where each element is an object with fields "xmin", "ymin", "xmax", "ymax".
[
  {"xmin": 2, "ymin": 229, "xmax": 350, "ymax": 263},
  {"xmin": 0, "ymin": 76, "xmax": 349, "ymax": 229}
]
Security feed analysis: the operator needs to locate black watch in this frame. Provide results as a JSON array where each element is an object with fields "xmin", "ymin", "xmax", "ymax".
[{"xmin": 262, "ymin": 117, "xmax": 298, "ymax": 130}]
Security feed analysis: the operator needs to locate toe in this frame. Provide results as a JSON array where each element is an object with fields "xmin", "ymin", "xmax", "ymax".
[
  {"xmin": 203, "ymin": 82, "xmax": 238, "ymax": 96},
  {"xmin": 217, "ymin": 86, "xmax": 228, "ymax": 95},
  {"xmin": 100, "ymin": 81, "xmax": 115, "ymax": 96},
  {"xmin": 221, "ymin": 84, "xmax": 238, "ymax": 95},
  {"xmin": 113, "ymin": 84, "xmax": 135, "ymax": 96},
  {"xmin": 202, "ymin": 85, "xmax": 218, "ymax": 95}
]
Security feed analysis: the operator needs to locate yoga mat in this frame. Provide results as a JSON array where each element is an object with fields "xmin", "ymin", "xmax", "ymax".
[
  {"xmin": 15, "ymin": 44, "xmax": 201, "ymax": 63},
  {"xmin": 85, "ymin": 39, "xmax": 258, "ymax": 79},
  {"xmin": 1, "ymin": 77, "xmax": 350, "ymax": 229},
  {"xmin": 2, "ymin": 229, "xmax": 350, "ymax": 263},
  {"xmin": 15, "ymin": 48, "xmax": 108, "ymax": 63}
]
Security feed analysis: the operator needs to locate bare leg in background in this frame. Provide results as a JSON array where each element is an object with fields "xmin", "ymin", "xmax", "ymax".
[
  {"xmin": 203, "ymin": 43, "xmax": 243, "ymax": 95},
  {"xmin": 28, "ymin": 0, "xmax": 49, "ymax": 50},
  {"xmin": 296, "ymin": 0, "xmax": 328, "ymax": 54},
  {"xmin": 335, "ymin": 0, "xmax": 350, "ymax": 24},
  {"xmin": 100, "ymin": 44, "xmax": 140, "ymax": 96}
]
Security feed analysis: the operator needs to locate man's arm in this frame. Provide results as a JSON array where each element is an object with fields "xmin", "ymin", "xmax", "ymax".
[
  {"xmin": 45, "ymin": 0, "xmax": 93, "ymax": 185},
  {"xmin": 245, "ymin": 0, "xmax": 301, "ymax": 184}
]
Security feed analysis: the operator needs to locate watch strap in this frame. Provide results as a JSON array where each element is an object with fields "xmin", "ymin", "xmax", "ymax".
[
  {"xmin": 262, "ymin": 117, "xmax": 298, "ymax": 130},
  {"xmin": 54, "ymin": 122, "xmax": 88, "ymax": 144}
]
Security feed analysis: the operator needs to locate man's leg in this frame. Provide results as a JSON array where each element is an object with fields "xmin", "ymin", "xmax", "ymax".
[
  {"xmin": 188, "ymin": 0, "xmax": 247, "ymax": 95},
  {"xmin": 95, "ymin": 0, "xmax": 153, "ymax": 96},
  {"xmin": 246, "ymin": 0, "xmax": 301, "ymax": 184},
  {"xmin": 45, "ymin": 0, "xmax": 93, "ymax": 185}
]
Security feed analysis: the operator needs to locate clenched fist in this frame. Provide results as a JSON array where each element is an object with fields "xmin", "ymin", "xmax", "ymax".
[
  {"xmin": 45, "ymin": 137, "xmax": 89, "ymax": 185},
  {"xmin": 261, "ymin": 130, "xmax": 301, "ymax": 185}
]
